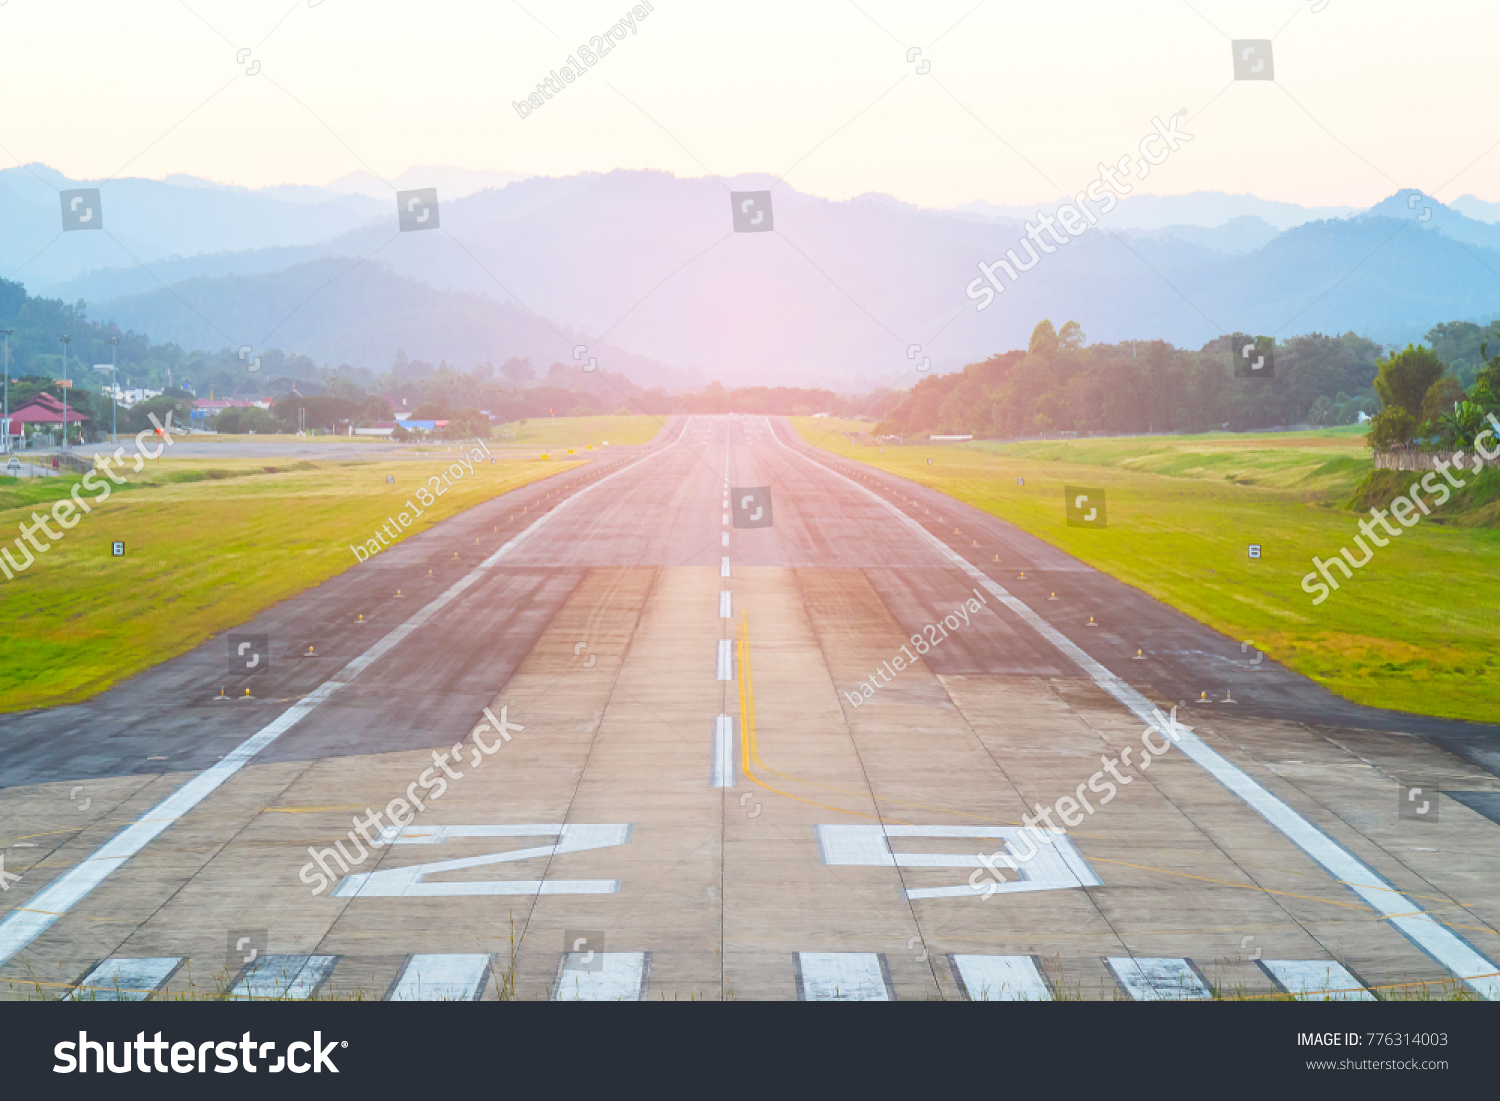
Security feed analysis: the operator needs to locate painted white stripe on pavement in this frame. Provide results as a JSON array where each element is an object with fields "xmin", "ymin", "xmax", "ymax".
[
  {"xmin": 231, "ymin": 954, "xmax": 338, "ymax": 1000},
  {"xmin": 720, "ymin": 590, "xmax": 732, "ymax": 618},
  {"xmin": 1260, "ymin": 959, "xmax": 1376, "ymax": 1001},
  {"xmin": 722, "ymin": 531, "xmax": 729, "ymax": 546},
  {"xmin": 772, "ymin": 419, "xmax": 1500, "ymax": 1000},
  {"xmin": 712, "ymin": 715, "xmax": 735, "ymax": 788},
  {"xmin": 952, "ymin": 954, "xmax": 1052, "ymax": 1001},
  {"xmin": 65, "ymin": 957, "xmax": 181, "ymax": 1001},
  {"xmin": 1108, "ymin": 957, "xmax": 1212, "ymax": 1001},
  {"xmin": 721, "ymin": 556, "xmax": 731, "ymax": 577},
  {"xmin": 0, "ymin": 427, "xmax": 686, "ymax": 968},
  {"xmin": 723, "ymin": 512, "xmax": 730, "ymax": 525},
  {"xmin": 798, "ymin": 952, "xmax": 891, "ymax": 1001},
  {"xmin": 553, "ymin": 952, "xmax": 649, "ymax": 1000},
  {"xmin": 387, "ymin": 953, "xmax": 491, "ymax": 1001},
  {"xmin": 717, "ymin": 638, "xmax": 733, "ymax": 680}
]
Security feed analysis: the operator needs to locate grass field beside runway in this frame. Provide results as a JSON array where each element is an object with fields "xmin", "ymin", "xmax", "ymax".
[
  {"xmin": 0, "ymin": 449, "xmax": 578, "ymax": 712},
  {"xmin": 497, "ymin": 415, "xmax": 663, "ymax": 449},
  {"xmin": 792, "ymin": 419, "xmax": 1500, "ymax": 721}
]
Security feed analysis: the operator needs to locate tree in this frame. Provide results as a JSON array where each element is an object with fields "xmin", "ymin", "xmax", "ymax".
[
  {"xmin": 1419, "ymin": 377, "xmax": 1466, "ymax": 427},
  {"xmin": 499, "ymin": 357, "xmax": 534, "ymax": 384},
  {"xmin": 1366, "ymin": 407, "xmax": 1415, "ymax": 450},
  {"xmin": 1373, "ymin": 344, "xmax": 1445, "ymax": 419}
]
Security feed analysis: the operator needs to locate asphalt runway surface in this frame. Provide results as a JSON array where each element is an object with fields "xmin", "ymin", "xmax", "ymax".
[{"xmin": 1, "ymin": 415, "xmax": 1497, "ymax": 1001}]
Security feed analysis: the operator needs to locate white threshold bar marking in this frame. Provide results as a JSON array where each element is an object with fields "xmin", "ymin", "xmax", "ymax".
[
  {"xmin": 797, "ymin": 952, "xmax": 891, "ymax": 1001},
  {"xmin": 0, "ymin": 427, "xmax": 685, "ymax": 967},
  {"xmin": 1260, "ymin": 959, "xmax": 1376, "ymax": 1001},
  {"xmin": 771, "ymin": 418, "xmax": 1500, "ymax": 1000},
  {"xmin": 65, "ymin": 957, "xmax": 181, "ymax": 1001},
  {"xmin": 232, "ymin": 954, "xmax": 338, "ymax": 1000},
  {"xmin": 951, "ymin": 954, "xmax": 1052, "ymax": 1001},
  {"xmin": 387, "ymin": 953, "xmax": 491, "ymax": 1001},
  {"xmin": 1108, "ymin": 957, "xmax": 1212, "ymax": 1001},
  {"xmin": 553, "ymin": 952, "xmax": 649, "ymax": 1000}
]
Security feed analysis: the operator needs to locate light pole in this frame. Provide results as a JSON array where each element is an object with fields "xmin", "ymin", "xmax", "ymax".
[
  {"xmin": 59, "ymin": 335, "xmax": 71, "ymax": 451},
  {"xmin": 1, "ymin": 328, "xmax": 12, "ymax": 454},
  {"xmin": 109, "ymin": 336, "xmax": 119, "ymax": 443},
  {"xmin": 92, "ymin": 360, "xmax": 119, "ymax": 444}
]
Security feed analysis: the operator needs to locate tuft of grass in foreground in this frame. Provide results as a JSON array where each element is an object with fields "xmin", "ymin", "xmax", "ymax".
[
  {"xmin": 0, "ymin": 449, "xmax": 578, "ymax": 712},
  {"xmin": 792, "ymin": 419, "xmax": 1500, "ymax": 721}
]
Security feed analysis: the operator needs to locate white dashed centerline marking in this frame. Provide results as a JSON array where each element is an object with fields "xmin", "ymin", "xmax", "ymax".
[
  {"xmin": 716, "ymin": 639, "xmax": 733, "ymax": 680},
  {"xmin": 720, "ymin": 591, "xmax": 732, "ymax": 618},
  {"xmin": 721, "ymin": 557, "xmax": 731, "ymax": 578},
  {"xmin": 712, "ymin": 715, "xmax": 735, "ymax": 787}
]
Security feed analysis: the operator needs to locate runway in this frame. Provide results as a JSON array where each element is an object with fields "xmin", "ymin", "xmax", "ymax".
[{"xmin": 1, "ymin": 415, "xmax": 1497, "ymax": 1001}]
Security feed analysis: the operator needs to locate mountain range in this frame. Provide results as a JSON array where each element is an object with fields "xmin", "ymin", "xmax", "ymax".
[{"xmin": 6, "ymin": 163, "xmax": 1500, "ymax": 390}]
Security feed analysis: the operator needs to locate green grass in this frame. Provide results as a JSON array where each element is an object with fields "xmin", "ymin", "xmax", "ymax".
[
  {"xmin": 792, "ymin": 419, "xmax": 1500, "ymax": 721},
  {"xmin": 0, "ymin": 448, "xmax": 578, "ymax": 712},
  {"xmin": 495, "ymin": 414, "xmax": 664, "ymax": 449}
]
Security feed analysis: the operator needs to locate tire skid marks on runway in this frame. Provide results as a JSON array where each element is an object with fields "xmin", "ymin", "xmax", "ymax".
[
  {"xmin": 231, "ymin": 953, "xmax": 339, "ymax": 1000},
  {"xmin": 0, "ymin": 426, "xmax": 686, "ymax": 968},
  {"xmin": 1107, "ymin": 957, "xmax": 1213, "ymax": 1001},
  {"xmin": 770, "ymin": 418, "xmax": 1500, "ymax": 1000}
]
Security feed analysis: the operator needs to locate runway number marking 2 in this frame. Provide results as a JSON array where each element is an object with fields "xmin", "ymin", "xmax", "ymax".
[{"xmin": 331, "ymin": 824, "xmax": 632, "ymax": 897}]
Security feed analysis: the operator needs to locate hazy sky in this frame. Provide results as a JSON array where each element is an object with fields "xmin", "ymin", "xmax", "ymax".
[{"xmin": 3, "ymin": 0, "xmax": 1497, "ymax": 209}]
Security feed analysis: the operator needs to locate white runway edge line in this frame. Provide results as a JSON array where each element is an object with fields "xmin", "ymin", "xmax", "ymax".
[
  {"xmin": 769, "ymin": 419, "xmax": 1500, "ymax": 999},
  {"xmin": 0, "ymin": 425, "xmax": 688, "ymax": 968}
]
